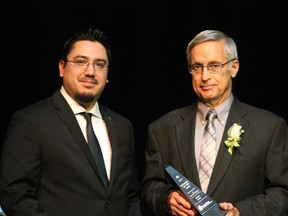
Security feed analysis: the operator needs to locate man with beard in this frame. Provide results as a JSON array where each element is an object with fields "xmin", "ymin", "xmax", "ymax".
[{"xmin": 0, "ymin": 27, "xmax": 142, "ymax": 216}]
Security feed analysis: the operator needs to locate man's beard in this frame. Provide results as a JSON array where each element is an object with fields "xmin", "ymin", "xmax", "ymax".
[{"xmin": 75, "ymin": 93, "xmax": 95, "ymax": 104}]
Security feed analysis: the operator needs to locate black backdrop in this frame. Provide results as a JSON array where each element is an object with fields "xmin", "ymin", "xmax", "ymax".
[{"xmin": 1, "ymin": 0, "xmax": 287, "ymax": 179}]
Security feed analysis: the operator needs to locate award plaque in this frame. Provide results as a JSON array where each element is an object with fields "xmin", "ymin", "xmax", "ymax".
[{"xmin": 165, "ymin": 165, "xmax": 227, "ymax": 216}]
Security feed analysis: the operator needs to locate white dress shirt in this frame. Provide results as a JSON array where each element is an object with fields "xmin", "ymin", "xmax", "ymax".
[{"xmin": 60, "ymin": 86, "xmax": 112, "ymax": 179}]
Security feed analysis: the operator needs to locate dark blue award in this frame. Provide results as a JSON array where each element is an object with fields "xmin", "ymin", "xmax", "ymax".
[{"xmin": 165, "ymin": 165, "xmax": 227, "ymax": 216}]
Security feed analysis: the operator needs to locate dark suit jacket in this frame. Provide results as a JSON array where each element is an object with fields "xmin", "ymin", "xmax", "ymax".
[
  {"xmin": 141, "ymin": 97, "xmax": 288, "ymax": 216},
  {"xmin": 0, "ymin": 90, "xmax": 142, "ymax": 216}
]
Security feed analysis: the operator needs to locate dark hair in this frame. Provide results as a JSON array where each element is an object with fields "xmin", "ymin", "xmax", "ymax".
[{"xmin": 60, "ymin": 27, "xmax": 111, "ymax": 65}]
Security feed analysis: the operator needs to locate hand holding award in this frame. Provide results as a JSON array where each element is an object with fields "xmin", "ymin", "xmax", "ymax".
[{"xmin": 165, "ymin": 165, "xmax": 227, "ymax": 216}]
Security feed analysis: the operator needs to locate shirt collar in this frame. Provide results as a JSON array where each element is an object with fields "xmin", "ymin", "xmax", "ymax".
[
  {"xmin": 60, "ymin": 86, "xmax": 102, "ymax": 119},
  {"xmin": 197, "ymin": 95, "xmax": 233, "ymax": 125}
]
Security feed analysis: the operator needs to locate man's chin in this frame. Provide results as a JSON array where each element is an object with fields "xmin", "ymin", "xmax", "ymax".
[{"xmin": 75, "ymin": 93, "xmax": 95, "ymax": 104}]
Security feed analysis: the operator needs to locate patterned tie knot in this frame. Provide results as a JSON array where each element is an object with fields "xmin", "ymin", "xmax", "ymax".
[{"xmin": 206, "ymin": 109, "xmax": 217, "ymax": 122}]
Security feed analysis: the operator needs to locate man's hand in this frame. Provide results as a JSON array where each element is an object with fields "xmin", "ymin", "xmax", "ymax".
[
  {"xmin": 167, "ymin": 190, "xmax": 198, "ymax": 216},
  {"xmin": 219, "ymin": 202, "xmax": 240, "ymax": 216}
]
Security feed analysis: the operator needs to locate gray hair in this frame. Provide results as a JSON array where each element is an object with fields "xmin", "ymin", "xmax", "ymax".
[{"xmin": 186, "ymin": 30, "xmax": 238, "ymax": 65}]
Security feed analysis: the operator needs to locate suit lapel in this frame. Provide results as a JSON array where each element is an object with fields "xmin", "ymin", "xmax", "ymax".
[
  {"xmin": 208, "ymin": 98, "xmax": 250, "ymax": 194},
  {"xmin": 52, "ymin": 91, "xmax": 108, "ymax": 188},
  {"xmin": 99, "ymin": 106, "xmax": 117, "ymax": 190},
  {"xmin": 175, "ymin": 105, "xmax": 201, "ymax": 186}
]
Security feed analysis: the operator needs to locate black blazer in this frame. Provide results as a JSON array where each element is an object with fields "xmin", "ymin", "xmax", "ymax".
[
  {"xmin": 141, "ymin": 97, "xmax": 288, "ymax": 216},
  {"xmin": 0, "ymin": 90, "xmax": 142, "ymax": 216}
]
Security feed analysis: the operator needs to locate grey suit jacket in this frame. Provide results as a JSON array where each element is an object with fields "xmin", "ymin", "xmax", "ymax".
[
  {"xmin": 141, "ymin": 97, "xmax": 288, "ymax": 216},
  {"xmin": 0, "ymin": 90, "xmax": 142, "ymax": 216}
]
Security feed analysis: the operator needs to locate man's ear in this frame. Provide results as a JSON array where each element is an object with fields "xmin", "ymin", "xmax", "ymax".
[{"xmin": 231, "ymin": 60, "xmax": 239, "ymax": 78}]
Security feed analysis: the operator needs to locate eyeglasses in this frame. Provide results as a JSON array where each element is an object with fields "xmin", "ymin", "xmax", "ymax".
[
  {"xmin": 65, "ymin": 59, "xmax": 109, "ymax": 71},
  {"xmin": 188, "ymin": 58, "xmax": 237, "ymax": 75}
]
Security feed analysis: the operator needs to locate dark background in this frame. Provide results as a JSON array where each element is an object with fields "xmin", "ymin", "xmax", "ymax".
[{"xmin": 1, "ymin": 0, "xmax": 287, "ymax": 179}]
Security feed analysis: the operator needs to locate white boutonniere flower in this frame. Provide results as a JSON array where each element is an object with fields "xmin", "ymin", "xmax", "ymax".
[{"xmin": 224, "ymin": 123, "xmax": 244, "ymax": 155}]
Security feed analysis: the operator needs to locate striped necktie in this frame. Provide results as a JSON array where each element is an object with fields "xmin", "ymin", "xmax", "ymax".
[{"xmin": 199, "ymin": 109, "xmax": 217, "ymax": 193}]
